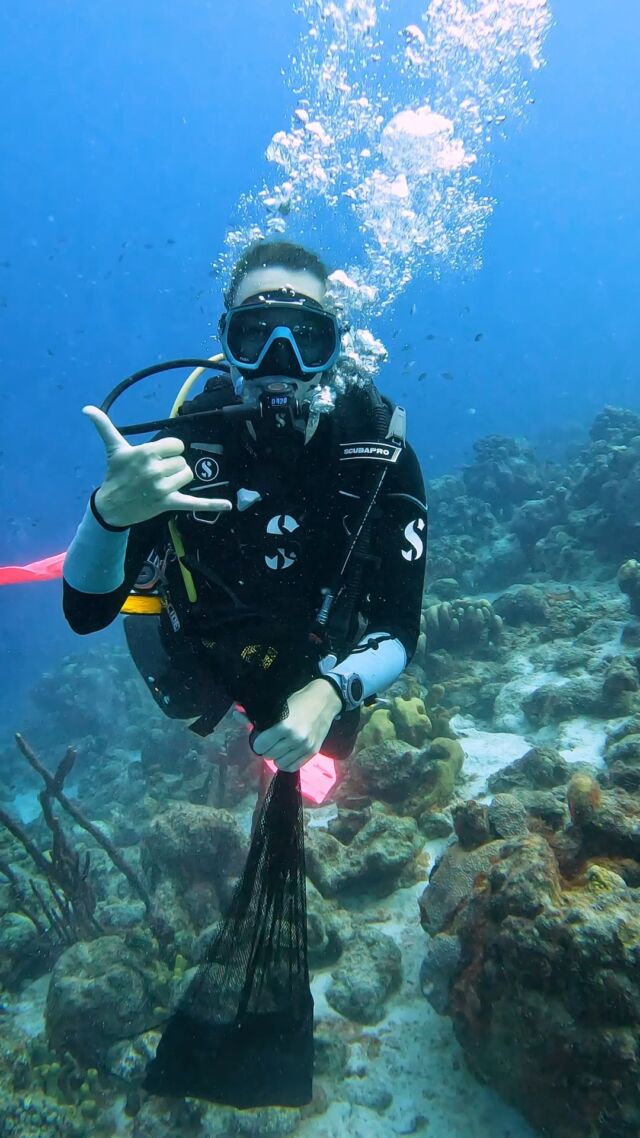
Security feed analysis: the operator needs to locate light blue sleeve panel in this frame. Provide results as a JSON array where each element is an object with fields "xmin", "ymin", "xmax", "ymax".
[
  {"xmin": 323, "ymin": 632, "xmax": 407, "ymax": 699},
  {"xmin": 63, "ymin": 503, "xmax": 130, "ymax": 594}
]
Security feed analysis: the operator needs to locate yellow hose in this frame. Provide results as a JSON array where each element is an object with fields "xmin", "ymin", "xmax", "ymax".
[
  {"xmin": 170, "ymin": 353, "xmax": 225, "ymax": 417},
  {"xmin": 168, "ymin": 353, "xmax": 226, "ymax": 604}
]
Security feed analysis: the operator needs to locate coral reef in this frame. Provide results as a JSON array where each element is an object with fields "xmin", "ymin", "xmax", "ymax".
[
  {"xmin": 45, "ymin": 935, "xmax": 165, "ymax": 1064},
  {"xmin": 305, "ymin": 810, "xmax": 423, "ymax": 898},
  {"xmin": 424, "ymin": 597, "xmax": 503, "ymax": 651},
  {"xmin": 422, "ymin": 407, "xmax": 640, "ymax": 593},
  {"xmin": 462, "ymin": 434, "xmax": 547, "ymax": 517},
  {"xmin": 340, "ymin": 681, "xmax": 464, "ymax": 827},
  {"xmin": 618, "ymin": 558, "xmax": 640, "ymax": 617},
  {"xmin": 326, "ymin": 926, "xmax": 402, "ymax": 1023},
  {"xmin": 347, "ymin": 734, "xmax": 464, "ymax": 829},
  {"xmin": 140, "ymin": 802, "xmax": 246, "ymax": 941},
  {"xmin": 419, "ymin": 785, "xmax": 640, "ymax": 1138}
]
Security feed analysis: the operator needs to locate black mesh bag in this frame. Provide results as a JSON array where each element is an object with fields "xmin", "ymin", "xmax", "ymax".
[
  {"xmin": 144, "ymin": 766, "xmax": 312, "ymax": 1107},
  {"xmin": 144, "ymin": 627, "xmax": 326, "ymax": 1108}
]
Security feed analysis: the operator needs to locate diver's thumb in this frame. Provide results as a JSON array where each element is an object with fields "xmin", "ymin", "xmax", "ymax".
[{"xmin": 83, "ymin": 405, "xmax": 130, "ymax": 457}]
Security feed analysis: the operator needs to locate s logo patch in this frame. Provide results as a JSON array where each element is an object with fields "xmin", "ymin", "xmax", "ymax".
[
  {"xmin": 401, "ymin": 518, "xmax": 426, "ymax": 562},
  {"xmin": 265, "ymin": 514, "xmax": 300, "ymax": 571},
  {"xmin": 194, "ymin": 456, "xmax": 220, "ymax": 482}
]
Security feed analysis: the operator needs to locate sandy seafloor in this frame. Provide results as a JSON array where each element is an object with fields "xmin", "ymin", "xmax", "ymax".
[{"xmin": 6, "ymin": 705, "xmax": 606, "ymax": 1138}]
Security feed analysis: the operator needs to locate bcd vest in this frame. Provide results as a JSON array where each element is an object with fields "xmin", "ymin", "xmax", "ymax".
[{"xmin": 154, "ymin": 377, "xmax": 396, "ymax": 658}]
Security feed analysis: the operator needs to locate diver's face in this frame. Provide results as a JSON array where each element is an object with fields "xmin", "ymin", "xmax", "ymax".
[{"xmin": 231, "ymin": 266, "xmax": 329, "ymax": 388}]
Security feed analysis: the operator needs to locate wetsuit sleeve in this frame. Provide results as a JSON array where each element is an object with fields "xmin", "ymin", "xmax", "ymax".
[
  {"xmin": 366, "ymin": 441, "xmax": 427, "ymax": 660},
  {"xmin": 62, "ymin": 504, "xmax": 166, "ymax": 635}
]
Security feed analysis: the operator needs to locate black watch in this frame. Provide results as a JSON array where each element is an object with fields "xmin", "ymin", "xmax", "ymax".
[{"xmin": 324, "ymin": 671, "xmax": 365, "ymax": 712}]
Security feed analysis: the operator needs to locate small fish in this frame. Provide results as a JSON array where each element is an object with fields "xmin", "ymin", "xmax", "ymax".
[
  {"xmin": 425, "ymin": 333, "xmax": 436, "ymax": 340},
  {"xmin": 474, "ymin": 333, "xmax": 483, "ymax": 342},
  {"xmin": 403, "ymin": 361, "xmax": 416, "ymax": 371},
  {"xmin": 0, "ymin": 298, "xmax": 7, "ymax": 309},
  {"xmin": 166, "ymin": 238, "xmax": 176, "ymax": 245},
  {"xmin": 460, "ymin": 305, "xmax": 470, "ymax": 314},
  {"xmin": 47, "ymin": 348, "xmax": 55, "ymax": 356},
  {"xmin": 143, "ymin": 243, "xmax": 154, "ymax": 250},
  {"xmin": 208, "ymin": 269, "xmax": 219, "ymax": 278},
  {"xmin": 401, "ymin": 343, "xmax": 411, "ymax": 351},
  {"xmin": 118, "ymin": 253, "xmax": 125, "ymax": 263},
  {"xmin": 418, "ymin": 371, "xmax": 428, "ymax": 381},
  {"xmin": 410, "ymin": 303, "xmax": 417, "ymax": 316},
  {"xmin": 441, "ymin": 371, "xmax": 454, "ymax": 380},
  {"xmin": 391, "ymin": 329, "xmax": 399, "ymax": 339},
  {"xmin": 467, "ymin": 407, "xmax": 477, "ymax": 415},
  {"xmin": 0, "ymin": 261, "xmax": 10, "ymax": 268}
]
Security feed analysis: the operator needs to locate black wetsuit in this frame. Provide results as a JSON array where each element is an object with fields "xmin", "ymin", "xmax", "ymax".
[{"xmin": 63, "ymin": 381, "xmax": 427, "ymax": 739}]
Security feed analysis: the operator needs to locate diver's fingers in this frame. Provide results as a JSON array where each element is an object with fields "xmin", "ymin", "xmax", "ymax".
[
  {"xmin": 272, "ymin": 742, "xmax": 311, "ymax": 771},
  {"xmin": 143, "ymin": 436, "xmax": 186, "ymax": 459},
  {"xmin": 83, "ymin": 406, "xmax": 131, "ymax": 456},
  {"xmin": 251, "ymin": 725, "xmax": 287, "ymax": 756},
  {"xmin": 154, "ymin": 455, "xmax": 190, "ymax": 478},
  {"xmin": 266, "ymin": 738, "xmax": 301, "ymax": 763},
  {"xmin": 157, "ymin": 467, "xmax": 194, "ymax": 495},
  {"xmin": 250, "ymin": 732, "xmax": 270, "ymax": 756},
  {"xmin": 166, "ymin": 492, "xmax": 232, "ymax": 514}
]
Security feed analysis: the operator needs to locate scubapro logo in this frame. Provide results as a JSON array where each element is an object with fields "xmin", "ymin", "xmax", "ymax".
[
  {"xmin": 401, "ymin": 517, "xmax": 425, "ymax": 562},
  {"xmin": 194, "ymin": 456, "xmax": 220, "ymax": 482},
  {"xmin": 265, "ymin": 515, "xmax": 300, "ymax": 570}
]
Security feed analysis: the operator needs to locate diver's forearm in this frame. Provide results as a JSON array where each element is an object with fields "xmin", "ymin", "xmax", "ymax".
[
  {"xmin": 325, "ymin": 633, "xmax": 407, "ymax": 700},
  {"xmin": 63, "ymin": 494, "xmax": 129, "ymax": 595}
]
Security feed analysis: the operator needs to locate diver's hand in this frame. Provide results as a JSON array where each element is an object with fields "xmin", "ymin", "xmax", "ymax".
[
  {"xmin": 251, "ymin": 679, "xmax": 343, "ymax": 772},
  {"xmin": 83, "ymin": 406, "xmax": 232, "ymax": 528}
]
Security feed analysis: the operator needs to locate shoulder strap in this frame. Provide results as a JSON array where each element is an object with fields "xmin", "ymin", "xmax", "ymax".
[
  {"xmin": 314, "ymin": 384, "xmax": 406, "ymax": 645},
  {"xmin": 166, "ymin": 376, "xmax": 240, "ymax": 604}
]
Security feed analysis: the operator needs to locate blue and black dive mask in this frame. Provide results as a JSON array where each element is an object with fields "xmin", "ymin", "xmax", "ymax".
[{"xmin": 219, "ymin": 290, "xmax": 341, "ymax": 378}]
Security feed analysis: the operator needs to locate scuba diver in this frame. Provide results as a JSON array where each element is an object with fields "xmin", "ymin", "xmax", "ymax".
[{"xmin": 62, "ymin": 240, "xmax": 428, "ymax": 774}]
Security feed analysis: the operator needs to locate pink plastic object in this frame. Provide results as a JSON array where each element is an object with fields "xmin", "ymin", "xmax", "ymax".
[
  {"xmin": 264, "ymin": 752, "xmax": 337, "ymax": 805},
  {"xmin": 0, "ymin": 552, "xmax": 66, "ymax": 585}
]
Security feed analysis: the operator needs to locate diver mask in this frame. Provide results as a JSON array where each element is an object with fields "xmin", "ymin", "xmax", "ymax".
[
  {"xmin": 219, "ymin": 289, "xmax": 341, "ymax": 437},
  {"xmin": 219, "ymin": 291, "xmax": 341, "ymax": 378}
]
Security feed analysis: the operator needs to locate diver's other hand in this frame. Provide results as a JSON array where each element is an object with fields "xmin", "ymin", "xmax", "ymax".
[
  {"xmin": 251, "ymin": 678, "xmax": 343, "ymax": 772},
  {"xmin": 83, "ymin": 406, "xmax": 232, "ymax": 528}
]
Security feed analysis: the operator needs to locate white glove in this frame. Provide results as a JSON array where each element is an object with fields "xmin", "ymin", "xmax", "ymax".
[{"xmin": 83, "ymin": 406, "xmax": 232, "ymax": 528}]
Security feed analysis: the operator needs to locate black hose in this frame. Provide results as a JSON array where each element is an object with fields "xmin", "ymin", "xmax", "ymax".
[{"xmin": 100, "ymin": 358, "xmax": 230, "ymax": 416}]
